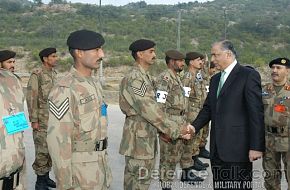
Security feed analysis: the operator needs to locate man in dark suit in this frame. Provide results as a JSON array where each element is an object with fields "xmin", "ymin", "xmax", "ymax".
[{"xmin": 192, "ymin": 40, "xmax": 265, "ymax": 190}]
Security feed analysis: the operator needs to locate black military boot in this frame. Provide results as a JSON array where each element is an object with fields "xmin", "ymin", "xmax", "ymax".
[
  {"xmin": 181, "ymin": 167, "xmax": 204, "ymax": 184},
  {"xmin": 45, "ymin": 172, "xmax": 56, "ymax": 188},
  {"xmin": 35, "ymin": 175, "xmax": 49, "ymax": 190},
  {"xmin": 195, "ymin": 156, "xmax": 209, "ymax": 167},
  {"xmin": 198, "ymin": 147, "xmax": 210, "ymax": 159},
  {"xmin": 191, "ymin": 156, "xmax": 207, "ymax": 171}
]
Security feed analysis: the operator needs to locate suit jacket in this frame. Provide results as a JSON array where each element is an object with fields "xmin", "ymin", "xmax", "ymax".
[{"xmin": 192, "ymin": 63, "xmax": 265, "ymax": 162}]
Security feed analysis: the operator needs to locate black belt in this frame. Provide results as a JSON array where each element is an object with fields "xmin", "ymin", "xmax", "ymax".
[
  {"xmin": 167, "ymin": 109, "xmax": 185, "ymax": 116},
  {"xmin": 95, "ymin": 138, "xmax": 108, "ymax": 151},
  {"xmin": 0, "ymin": 167, "xmax": 21, "ymax": 190}
]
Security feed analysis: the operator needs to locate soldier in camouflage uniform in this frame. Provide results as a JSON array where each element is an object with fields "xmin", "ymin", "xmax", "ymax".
[
  {"xmin": 0, "ymin": 67, "xmax": 26, "ymax": 190},
  {"xmin": 119, "ymin": 40, "xmax": 193, "ymax": 190},
  {"xmin": 197, "ymin": 56, "xmax": 211, "ymax": 160},
  {"xmin": 262, "ymin": 57, "xmax": 290, "ymax": 190},
  {"xmin": 26, "ymin": 47, "xmax": 58, "ymax": 190},
  {"xmin": 0, "ymin": 50, "xmax": 16, "ymax": 73},
  {"xmin": 156, "ymin": 50, "xmax": 199, "ymax": 189},
  {"xmin": 47, "ymin": 29, "xmax": 112, "ymax": 190},
  {"xmin": 182, "ymin": 52, "xmax": 210, "ymax": 173}
]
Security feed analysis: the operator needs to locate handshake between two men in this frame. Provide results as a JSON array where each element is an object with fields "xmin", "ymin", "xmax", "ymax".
[{"xmin": 159, "ymin": 124, "xmax": 195, "ymax": 143}]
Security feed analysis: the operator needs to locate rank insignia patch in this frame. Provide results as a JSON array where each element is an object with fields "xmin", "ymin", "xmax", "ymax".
[
  {"xmin": 49, "ymin": 98, "xmax": 69, "ymax": 120},
  {"xmin": 131, "ymin": 82, "xmax": 147, "ymax": 97}
]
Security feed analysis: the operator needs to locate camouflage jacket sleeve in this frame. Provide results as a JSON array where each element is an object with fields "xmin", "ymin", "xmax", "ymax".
[
  {"xmin": 26, "ymin": 73, "xmax": 39, "ymax": 122},
  {"xmin": 121, "ymin": 75, "xmax": 180, "ymax": 140},
  {"xmin": 47, "ymin": 84, "xmax": 74, "ymax": 190}
]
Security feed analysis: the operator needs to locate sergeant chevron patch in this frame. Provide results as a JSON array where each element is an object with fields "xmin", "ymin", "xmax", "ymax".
[
  {"xmin": 131, "ymin": 82, "xmax": 147, "ymax": 97},
  {"xmin": 49, "ymin": 98, "xmax": 69, "ymax": 120}
]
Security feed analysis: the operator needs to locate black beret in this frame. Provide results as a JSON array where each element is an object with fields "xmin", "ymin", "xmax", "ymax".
[
  {"xmin": 0, "ymin": 50, "xmax": 16, "ymax": 62},
  {"xmin": 67, "ymin": 29, "xmax": 105, "ymax": 50},
  {"xmin": 185, "ymin": 52, "xmax": 204, "ymax": 61},
  {"xmin": 39, "ymin": 48, "xmax": 56, "ymax": 59},
  {"xmin": 209, "ymin": 62, "xmax": 216, "ymax": 68},
  {"xmin": 129, "ymin": 39, "xmax": 156, "ymax": 52},
  {"xmin": 269, "ymin": 57, "xmax": 290, "ymax": 68},
  {"xmin": 165, "ymin": 50, "xmax": 185, "ymax": 60}
]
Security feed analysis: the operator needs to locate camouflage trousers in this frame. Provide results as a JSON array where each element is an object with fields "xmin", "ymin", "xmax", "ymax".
[
  {"xmin": 192, "ymin": 123, "xmax": 209, "ymax": 156},
  {"xmin": 199, "ymin": 124, "xmax": 209, "ymax": 148},
  {"xmin": 124, "ymin": 156, "xmax": 155, "ymax": 190},
  {"xmin": 67, "ymin": 151, "xmax": 112, "ymax": 190},
  {"xmin": 159, "ymin": 138, "xmax": 193, "ymax": 183},
  {"xmin": 262, "ymin": 135, "xmax": 289, "ymax": 190},
  {"xmin": 32, "ymin": 129, "xmax": 52, "ymax": 175}
]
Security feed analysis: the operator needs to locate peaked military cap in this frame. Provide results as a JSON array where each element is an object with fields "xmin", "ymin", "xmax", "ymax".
[
  {"xmin": 269, "ymin": 57, "xmax": 290, "ymax": 68},
  {"xmin": 39, "ymin": 48, "xmax": 56, "ymax": 59},
  {"xmin": 165, "ymin": 50, "xmax": 185, "ymax": 60},
  {"xmin": 67, "ymin": 29, "xmax": 105, "ymax": 50},
  {"xmin": 0, "ymin": 50, "xmax": 16, "ymax": 62},
  {"xmin": 129, "ymin": 39, "xmax": 156, "ymax": 52},
  {"xmin": 185, "ymin": 52, "xmax": 204, "ymax": 61}
]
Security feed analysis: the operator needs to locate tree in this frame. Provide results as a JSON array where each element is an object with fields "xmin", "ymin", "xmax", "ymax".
[
  {"xmin": 33, "ymin": 0, "xmax": 42, "ymax": 6},
  {"xmin": 50, "ymin": 0, "xmax": 67, "ymax": 4}
]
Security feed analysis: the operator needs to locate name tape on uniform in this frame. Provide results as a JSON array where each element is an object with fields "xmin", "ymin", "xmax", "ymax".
[
  {"xmin": 183, "ymin": 87, "xmax": 191, "ymax": 97},
  {"xmin": 156, "ymin": 90, "xmax": 168, "ymax": 103}
]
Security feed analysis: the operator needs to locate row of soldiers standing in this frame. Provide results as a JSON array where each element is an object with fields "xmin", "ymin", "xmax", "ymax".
[
  {"xmin": 0, "ymin": 28, "xmax": 289, "ymax": 190},
  {"xmin": 119, "ymin": 39, "xmax": 217, "ymax": 190}
]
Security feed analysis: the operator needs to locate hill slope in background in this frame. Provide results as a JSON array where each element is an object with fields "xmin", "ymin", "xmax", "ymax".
[{"xmin": 0, "ymin": 0, "xmax": 289, "ymax": 70}]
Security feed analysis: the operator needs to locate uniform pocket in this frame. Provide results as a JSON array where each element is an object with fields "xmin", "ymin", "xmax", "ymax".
[
  {"xmin": 40, "ymin": 81, "xmax": 53, "ymax": 101},
  {"xmin": 79, "ymin": 111, "xmax": 97, "ymax": 132}
]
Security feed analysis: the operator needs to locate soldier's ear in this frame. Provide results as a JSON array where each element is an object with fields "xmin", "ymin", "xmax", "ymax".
[
  {"xmin": 74, "ymin": 49, "xmax": 84, "ymax": 59},
  {"xmin": 43, "ymin": 57, "xmax": 48, "ymax": 63},
  {"xmin": 136, "ymin": 51, "xmax": 143, "ymax": 59}
]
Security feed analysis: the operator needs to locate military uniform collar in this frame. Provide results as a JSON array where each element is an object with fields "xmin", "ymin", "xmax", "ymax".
[
  {"xmin": 0, "ymin": 68, "xmax": 14, "ymax": 77},
  {"xmin": 136, "ymin": 63, "xmax": 149, "ymax": 75},
  {"xmin": 70, "ymin": 66, "xmax": 94, "ymax": 82},
  {"xmin": 41, "ymin": 65, "xmax": 56, "ymax": 74}
]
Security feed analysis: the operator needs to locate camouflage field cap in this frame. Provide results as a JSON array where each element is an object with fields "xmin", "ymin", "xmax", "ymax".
[
  {"xmin": 269, "ymin": 57, "xmax": 290, "ymax": 68},
  {"xmin": 165, "ymin": 50, "xmax": 185, "ymax": 60},
  {"xmin": 185, "ymin": 52, "xmax": 204, "ymax": 61}
]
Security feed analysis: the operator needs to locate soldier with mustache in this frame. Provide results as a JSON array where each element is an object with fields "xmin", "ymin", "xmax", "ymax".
[{"xmin": 262, "ymin": 57, "xmax": 290, "ymax": 190}]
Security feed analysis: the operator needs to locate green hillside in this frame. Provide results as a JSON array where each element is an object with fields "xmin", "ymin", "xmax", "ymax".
[{"xmin": 0, "ymin": 0, "xmax": 290, "ymax": 69}]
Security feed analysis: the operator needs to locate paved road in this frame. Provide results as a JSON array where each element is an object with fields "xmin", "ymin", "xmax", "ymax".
[{"xmin": 24, "ymin": 104, "xmax": 286, "ymax": 189}]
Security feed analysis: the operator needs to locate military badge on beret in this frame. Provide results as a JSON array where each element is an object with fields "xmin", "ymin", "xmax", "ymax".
[{"xmin": 269, "ymin": 57, "xmax": 290, "ymax": 68}]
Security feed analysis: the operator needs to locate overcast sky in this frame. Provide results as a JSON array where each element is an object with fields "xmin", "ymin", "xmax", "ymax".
[{"xmin": 42, "ymin": 0, "xmax": 213, "ymax": 6}]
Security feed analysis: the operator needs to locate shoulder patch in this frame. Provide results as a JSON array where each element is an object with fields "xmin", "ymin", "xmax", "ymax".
[
  {"xmin": 163, "ymin": 76, "xmax": 169, "ymax": 82},
  {"xmin": 49, "ymin": 98, "xmax": 69, "ymax": 120},
  {"xmin": 32, "ymin": 68, "xmax": 42, "ymax": 75},
  {"xmin": 58, "ymin": 73, "xmax": 73, "ymax": 87},
  {"xmin": 131, "ymin": 81, "xmax": 147, "ymax": 97},
  {"xmin": 265, "ymin": 83, "xmax": 273, "ymax": 91},
  {"xmin": 284, "ymin": 85, "xmax": 290, "ymax": 91},
  {"xmin": 185, "ymin": 72, "xmax": 191, "ymax": 79}
]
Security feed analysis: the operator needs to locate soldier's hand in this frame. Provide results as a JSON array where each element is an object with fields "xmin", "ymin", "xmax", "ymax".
[
  {"xmin": 180, "ymin": 124, "xmax": 195, "ymax": 139},
  {"xmin": 249, "ymin": 150, "xmax": 263, "ymax": 162},
  {"xmin": 159, "ymin": 133, "xmax": 172, "ymax": 143},
  {"xmin": 31, "ymin": 122, "xmax": 40, "ymax": 131},
  {"xmin": 187, "ymin": 124, "xmax": 195, "ymax": 135}
]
